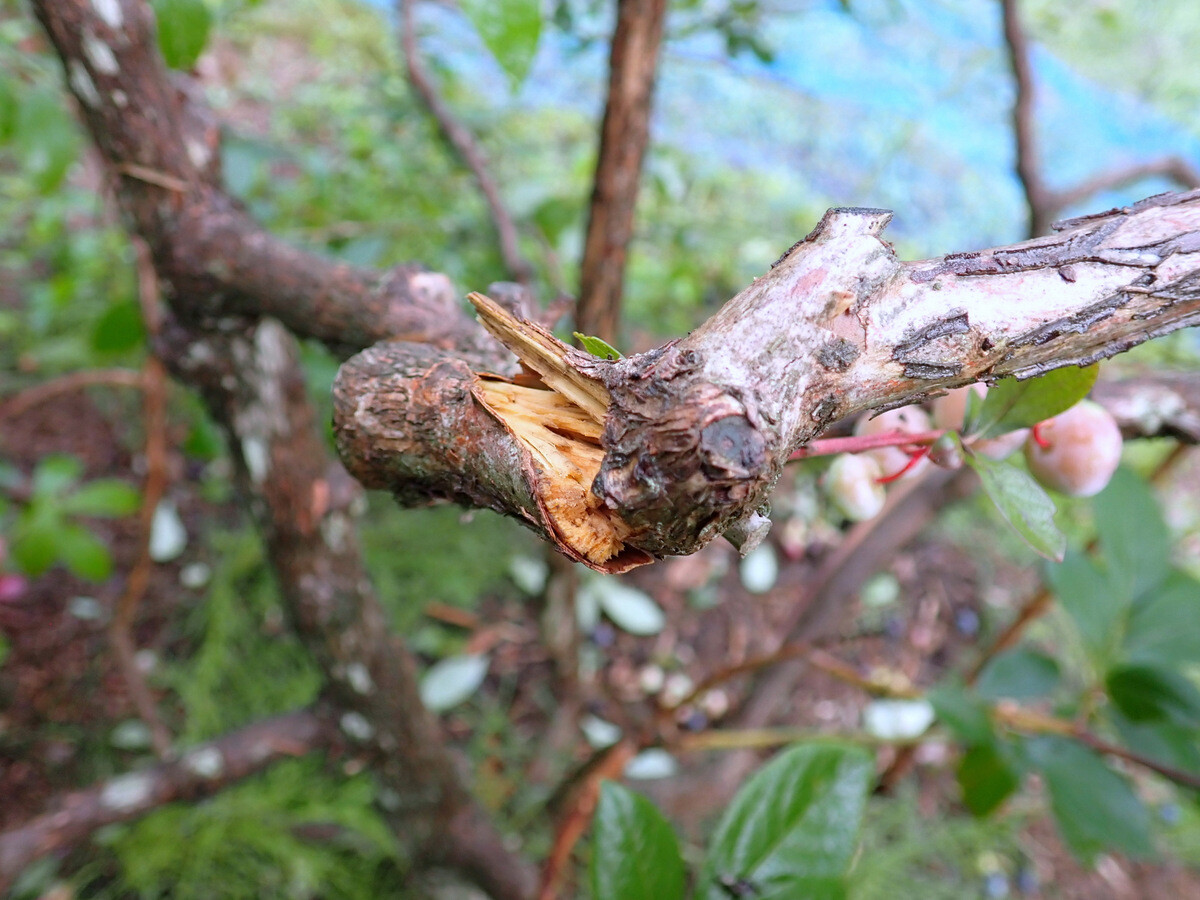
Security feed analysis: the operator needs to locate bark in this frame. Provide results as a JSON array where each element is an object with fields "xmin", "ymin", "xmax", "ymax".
[
  {"xmin": 31, "ymin": 1, "xmax": 535, "ymax": 896},
  {"xmin": 31, "ymin": 0, "xmax": 483, "ymax": 357},
  {"xmin": 0, "ymin": 709, "xmax": 331, "ymax": 895},
  {"xmin": 576, "ymin": 0, "xmax": 669, "ymax": 341},
  {"xmin": 159, "ymin": 315, "xmax": 536, "ymax": 900},
  {"xmin": 337, "ymin": 193, "xmax": 1200, "ymax": 569}
]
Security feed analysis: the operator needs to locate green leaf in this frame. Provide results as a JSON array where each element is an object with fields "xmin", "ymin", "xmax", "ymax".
[
  {"xmin": 152, "ymin": 0, "xmax": 213, "ymax": 70},
  {"xmin": 957, "ymin": 743, "xmax": 1020, "ymax": 818},
  {"xmin": 1124, "ymin": 570, "xmax": 1200, "ymax": 666},
  {"xmin": 1106, "ymin": 664, "xmax": 1200, "ymax": 727},
  {"xmin": 975, "ymin": 648, "xmax": 1061, "ymax": 702},
  {"xmin": 1028, "ymin": 736, "xmax": 1153, "ymax": 863},
  {"xmin": 928, "ymin": 678, "xmax": 994, "ymax": 745},
  {"xmin": 591, "ymin": 782, "xmax": 686, "ymax": 900},
  {"xmin": 699, "ymin": 743, "xmax": 872, "ymax": 900},
  {"xmin": 10, "ymin": 516, "xmax": 60, "ymax": 576},
  {"xmin": 62, "ymin": 480, "xmax": 141, "ymax": 517},
  {"xmin": 58, "ymin": 524, "xmax": 114, "ymax": 581},
  {"xmin": 966, "ymin": 453, "xmax": 1065, "ymax": 561},
  {"xmin": 532, "ymin": 196, "xmax": 579, "ymax": 247},
  {"xmin": 1109, "ymin": 710, "xmax": 1200, "ymax": 779},
  {"xmin": 460, "ymin": 0, "xmax": 542, "ymax": 91},
  {"xmin": 92, "ymin": 300, "xmax": 146, "ymax": 354},
  {"xmin": 1092, "ymin": 467, "xmax": 1171, "ymax": 601},
  {"xmin": 1048, "ymin": 550, "xmax": 1127, "ymax": 666},
  {"xmin": 13, "ymin": 88, "xmax": 80, "ymax": 193},
  {"xmin": 574, "ymin": 332, "xmax": 622, "ymax": 360},
  {"xmin": 32, "ymin": 455, "xmax": 84, "ymax": 497},
  {"xmin": 967, "ymin": 365, "xmax": 1098, "ymax": 438}
]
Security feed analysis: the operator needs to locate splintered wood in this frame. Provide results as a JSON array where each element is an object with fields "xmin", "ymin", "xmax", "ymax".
[{"xmin": 469, "ymin": 293, "xmax": 632, "ymax": 566}]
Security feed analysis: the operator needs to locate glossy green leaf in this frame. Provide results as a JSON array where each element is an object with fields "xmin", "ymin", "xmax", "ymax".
[
  {"xmin": 966, "ymin": 453, "xmax": 1065, "ymax": 561},
  {"xmin": 460, "ymin": 0, "xmax": 542, "ymax": 90},
  {"xmin": 92, "ymin": 300, "xmax": 146, "ymax": 354},
  {"xmin": 1028, "ymin": 736, "xmax": 1153, "ymax": 863},
  {"xmin": 957, "ymin": 743, "xmax": 1020, "ymax": 818},
  {"xmin": 928, "ymin": 678, "xmax": 993, "ymax": 745},
  {"xmin": 699, "ymin": 743, "xmax": 872, "ymax": 900},
  {"xmin": 1048, "ymin": 550, "xmax": 1126, "ymax": 665},
  {"xmin": 32, "ymin": 455, "xmax": 84, "ymax": 497},
  {"xmin": 591, "ymin": 782, "xmax": 686, "ymax": 900},
  {"xmin": 975, "ymin": 648, "xmax": 1061, "ymax": 702},
  {"xmin": 58, "ymin": 524, "xmax": 113, "ymax": 581},
  {"xmin": 1092, "ymin": 467, "xmax": 1171, "ymax": 600},
  {"xmin": 62, "ymin": 480, "xmax": 141, "ymax": 517},
  {"xmin": 153, "ymin": 0, "xmax": 213, "ymax": 70},
  {"xmin": 1106, "ymin": 664, "xmax": 1200, "ymax": 727},
  {"xmin": 967, "ymin": 365, "xmax": 1098, "ymax": 438},
  {"xmin": 1124, "ymin": 570, "xmax": 1200, "ymax": 666},
  {"xmin": 574, "ymin": 332, "xmax": 622, "ymax": 360}
]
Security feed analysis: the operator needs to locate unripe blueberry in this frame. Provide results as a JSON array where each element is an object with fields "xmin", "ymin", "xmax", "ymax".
[
  {"xmin": 974, "ymin": 428, "xmax": 1030, "ymax": 461},
  {"xmin": 1024, "ymin": 400, "xmax": 1122, "ymax": 497},
  {"xmin": 854, "ymin": 406, "xmax": 932, "ymax": 481},
  {"xmin": 931, "ymin": 383, "xmax": 985, "ymax": 431},
  {"xmin": 824, "ymin": 453, "xmax": 887, "ymax": 521}
]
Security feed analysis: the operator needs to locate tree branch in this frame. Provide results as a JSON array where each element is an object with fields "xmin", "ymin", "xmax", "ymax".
[
  {"xmin": 159, "ymin": 314, "xmax": 536, "ymax": 900},
  {"xmin": 0, "ymin": 708, "xmax": 332, "ymax": 895},
  {"xmin": 397, "ymin": 0, "xmax": 534, "ymax": 284},
  {"xmin": 337, "ymin": 195, "xmax": 1200, "ymax": 569},
  {"xmin": 576, "ymin": 0, "xmax": 668, "ymax": 341},
  {"xmin": 31, "ymin": 0, "xmax": 486, "ymax": 357}
]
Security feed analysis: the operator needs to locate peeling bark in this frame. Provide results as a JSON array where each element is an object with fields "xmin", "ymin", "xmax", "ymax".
[{"xmin": 337, "ymin": 193, "xmax": 1200, "ymax": 566}]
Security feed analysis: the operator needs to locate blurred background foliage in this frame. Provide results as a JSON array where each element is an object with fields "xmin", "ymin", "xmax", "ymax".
[{"xmin": 5, "ymin": 0, "xmax": 1200, "ymax": 896}]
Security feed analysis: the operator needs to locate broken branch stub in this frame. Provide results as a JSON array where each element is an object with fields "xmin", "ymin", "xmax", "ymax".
[{"xmin": 334, "ymin": 192, "xmax": 1200, "ymax": 569}]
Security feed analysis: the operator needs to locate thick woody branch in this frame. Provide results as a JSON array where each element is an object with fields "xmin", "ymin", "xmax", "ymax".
[
  {"xmin": 336, "ymin": 192, "xmax": 1200, "ymax": 568},
  {"xmin": 0, "ymin": 709, "xmax": 331, "ymax": 895},
  {"xmin": 163, "ymin": 316, "xmax": 535, "ymax": 900},
  {"xmin": 576, "ymin": 0, "xmax": 668, "ymax": 341},
  {"xmin": 31, "ymin": 0, "xmax": 484, "ymax": 356}
]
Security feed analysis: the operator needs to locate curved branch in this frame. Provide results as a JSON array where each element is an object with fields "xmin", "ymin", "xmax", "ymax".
[
  {"xmin": 0, "ymin": 709, "xmax": 332, "ymax": 895},
  {"xmin": 337, "ymin": 194, "xmax": 1200, "ymax": 568},
  {"xmin": 31, "ymin": 0, "xmax": 485, "ymax": 356},
  {"xmin": 397, "ymin": 0, "xmax": 533, "ymax": 284}
]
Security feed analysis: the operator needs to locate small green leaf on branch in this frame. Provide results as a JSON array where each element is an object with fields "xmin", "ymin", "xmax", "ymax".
[
  {"xmin": 967, "ymin": 365, "xmax": 1098, "ymax": 438},
  {"xmin": 574, "ymin": 332, "xmax": 622, "ymax": 360}
]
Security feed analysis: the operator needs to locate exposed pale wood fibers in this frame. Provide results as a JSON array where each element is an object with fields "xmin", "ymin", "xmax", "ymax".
[{"xmin": 475, "ymin": 379, "xmax": 631, "ymax": 565}]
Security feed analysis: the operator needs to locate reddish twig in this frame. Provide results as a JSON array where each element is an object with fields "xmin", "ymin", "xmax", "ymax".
[
  {"xmin": 397, "ymin": 0, "xmax": 533, "ymax": 284},
  {"xmin": 0, "ymin": 708, "xmax": 332, "ymax": 895},
  {"xmin": 537, "ymin": 740, "xmax": 636, "ymax": 900},
  {"xmin": 108, "ymin": 238, "xmax": 173, "ymax": 758},
  {"xmin": 0, "ymin": 369, "xmax": 145, "ymax": 420},
  {"xmin": 789, "ymin": 429, "xmax": 945, "ymax": 460},
  {"xmin": 575, "ymin": 0, "xmax": 669, "ymax": 341}
]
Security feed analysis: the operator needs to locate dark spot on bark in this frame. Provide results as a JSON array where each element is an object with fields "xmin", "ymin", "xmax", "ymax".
[
  {"xmin": 699, "ymin": 416, "xmax": 765, "ymax": 478},
  {"xmin": 816, "ymin": 337, "xmax": 860, "ymax": 371},
  {"xmin": 902, "ymin": 362, "xmax": 962, "ymax": 379},
  {"xmin": 1059, "ymin": 264, "xmax": 1077, "ymax": 282}
]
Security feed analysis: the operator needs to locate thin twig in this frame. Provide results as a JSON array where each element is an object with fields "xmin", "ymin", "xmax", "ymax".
[
  {"xmin": 0, "ymin": 369, "xmax": 145, "ymax": 420},
  {"xmin": 396, "ymin": 0, "xmax": 533, "ymax": 284},
  {"xmin": 537, "ymin": 740, "xmax": 635, "ymax": 900},
  {"xmin": 108, "ymin": 238, "xmax": 173, "ymax": 758},
  {"xmin": 1000, "ymin": 0, "xmax": 1050, "ymax": 236},
  {"xmin": 789, "ymin": 429, "xmax": 945, "ymax": 460},
  {"xmin": 1049, "ymin": 157, "xmax": 1200, "ymax": 218}
]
